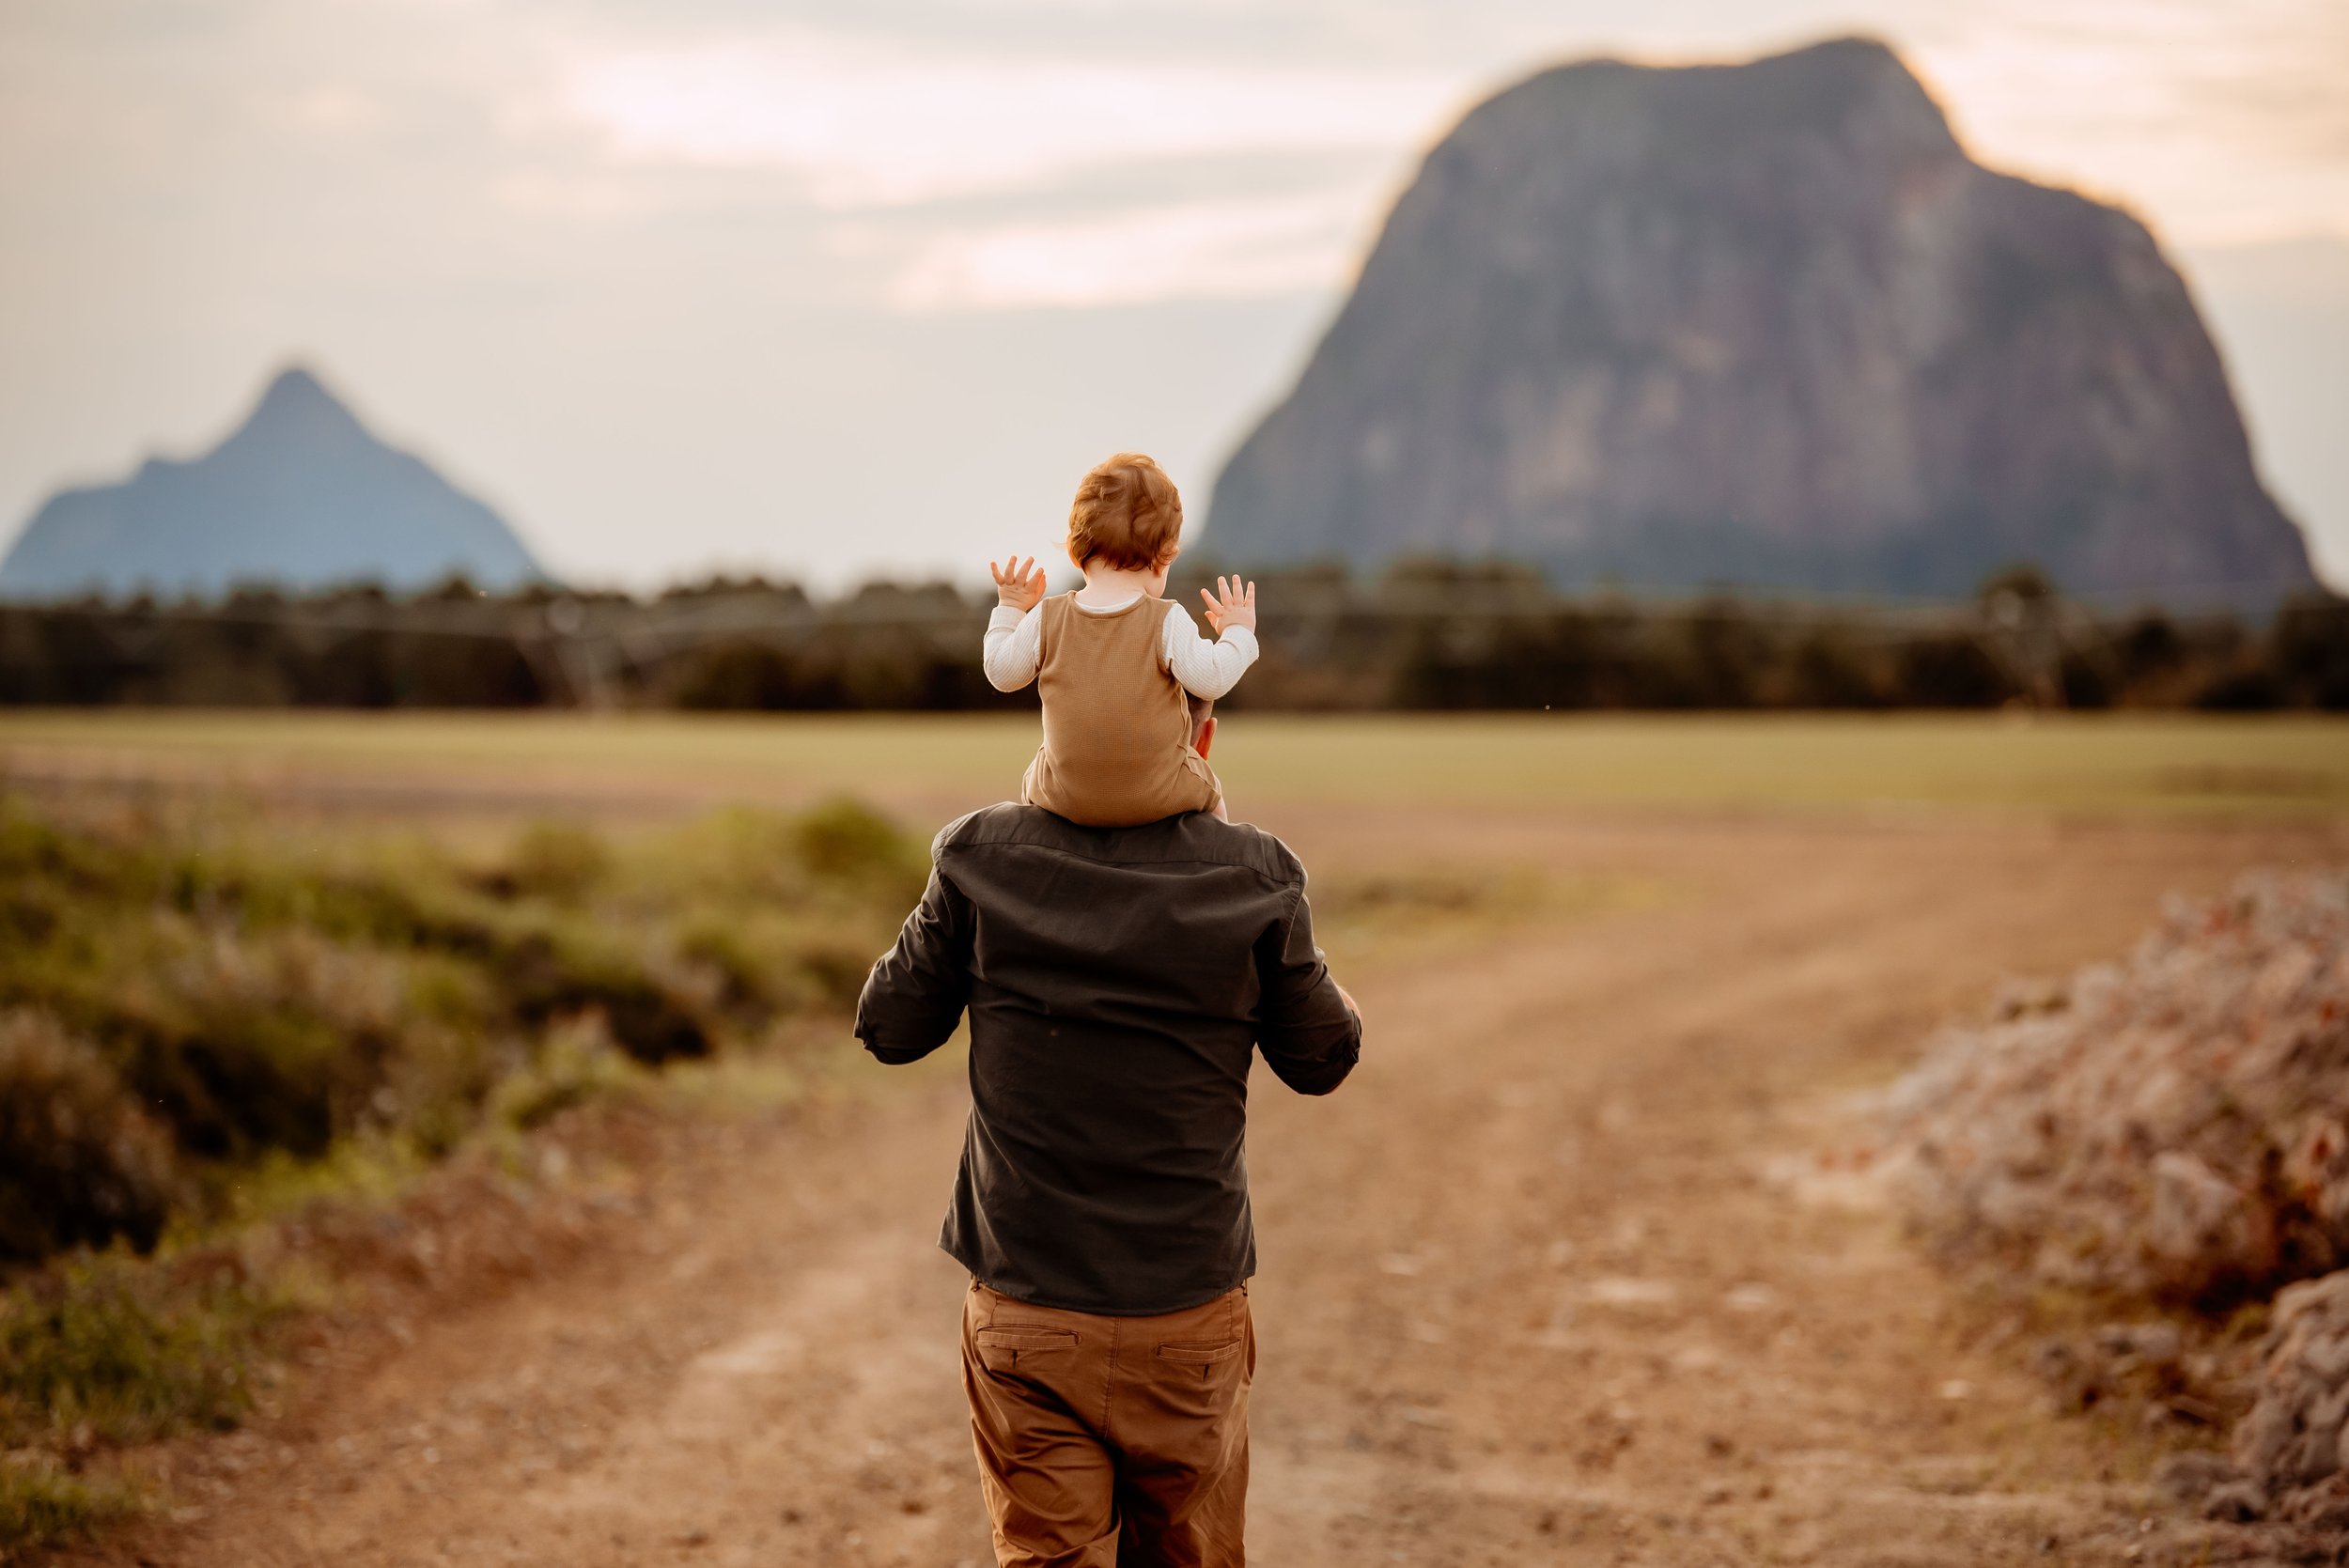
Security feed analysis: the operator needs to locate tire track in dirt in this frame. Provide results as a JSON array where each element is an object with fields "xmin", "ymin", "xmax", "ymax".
[{"xmin": 70, "ymin": 812, "xmax": 2346, "ymax": 1567}]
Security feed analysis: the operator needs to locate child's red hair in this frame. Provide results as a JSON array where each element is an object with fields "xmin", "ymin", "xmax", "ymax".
[{"xmin": 1066, "ymin": 454, "xmax": 1182, "ymax": 571}]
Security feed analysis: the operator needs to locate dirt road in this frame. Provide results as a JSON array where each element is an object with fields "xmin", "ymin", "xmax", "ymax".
[{"xmin": 66, "ymin": 809, "xmax": 2349, "ymax": 1567}]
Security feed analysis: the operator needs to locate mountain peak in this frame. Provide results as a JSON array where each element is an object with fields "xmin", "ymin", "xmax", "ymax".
[
  {"xmin": 239, "ymin": 364, "xmax": 366, "ymax": 446},
  {"xmin": 261, "ymin": 363, "xmax": 330, "ymax": 401},
  {"xmin": 1206, "ymin": 37, "xmax": 2314, "ymax": 607},
  {"xmin": 1778, "ymin": 33, "xmax": 1905, "ymax": 70},
  {"xmin": 0, "ymin": 363, "xmax": 547, "ymax": 599},
  {"xmin": 1759, "ymin": 34, "xmax": 1957, "ymax": 140}
]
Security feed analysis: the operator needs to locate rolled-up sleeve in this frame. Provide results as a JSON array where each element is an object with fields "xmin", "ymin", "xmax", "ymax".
[
  {"xmin": 855, "ymin": 859, "xmax": 975, "ymax": 1064},
  {"xmin": 1253, "ymin": 884, "xmax": 1361, "ymax": 1094}
]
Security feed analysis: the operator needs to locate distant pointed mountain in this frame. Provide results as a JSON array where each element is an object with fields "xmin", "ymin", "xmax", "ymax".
[
  {"xmin": 1207, "ymin": 38, "xmax": 2317, "ymax": 606},
  {"xmin": 0, "ymin": 366, "xmax": 547, "ymax": 599}
]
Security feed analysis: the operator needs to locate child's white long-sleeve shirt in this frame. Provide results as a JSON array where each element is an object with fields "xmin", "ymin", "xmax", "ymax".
[{"xmin": 984, "ymin": 595, "xmax": 1258, "ymax": 698}]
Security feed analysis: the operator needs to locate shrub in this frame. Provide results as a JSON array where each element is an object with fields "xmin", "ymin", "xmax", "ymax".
[
  {"xmin": 0, "ymin": 787, "xmax": 935, "ymax": 1552},
  {"xmin": 488, "ymin": 1013, "xmax": 644, "ymax": 1131},
  {"xmin": 484, "ymin": 820, "xmax": 610, "ymax": 904},
  {"xmin": 1892, "ymin": 635, "xmax": 2014, "ymax": 707},
  {"xmin": 0, "ymin": 1456, "xmax": 139, "ymax": 1554},
  {"xmin": 1678, "ymin": 598, "xmax": 1768, "ymax": 707},
  {"xmin": 1784, "ymin": 629, "xmax": 1882, "ymax": 708},
  {"xmin": 0, "ymin": 793, "xmax": 912, "ymax": 1269},
  {"xmin": 648, "ymin": 806, "xmax": 819, "ymax": 907},
  {"xmin": 2116, "ymin": 612, "xmax": 2185, "ymax": 682},
  {"xmin": 794, "ymin": 797, "xmax": 926, "ymax": 898},
  {"xmin": 677, "ymin": 911, "xmax": 822, "ymax": 1017},
  {"xmin": 496, "ymin": 923, "xmax": 710, "ymax": 1065},
  {"xmin": 795, "ymin": 934, "xmax": 890, "ymax": 1011},
  {"xmin": 672, "ymin": 640, "xmax": 847, "ymax": 710},
  {"xmin": 116, "ymin": 926, "xmax": 406, "ymax": 1162},
  {"xmin": 2270, "ymin": 593, "xmax": 2349, "ymax": 710},
  {"xmin": 0, "ymin": 1250, "xmax": 278, "ymax": 1448},
  {"xmin": 0, "ymin": 1011, "xmax": 181, "ymax": 1265},
  {"xmin": 366, "ymin": 1007, "xmax": 503, "ymax": 1158},
  {"xmin": 2196, "ymin": 664, "xmax": 2290, "ymax": 712}
]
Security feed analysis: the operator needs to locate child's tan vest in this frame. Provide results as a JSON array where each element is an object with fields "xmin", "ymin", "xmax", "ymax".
[{"xmin": 1020, "ymin": 592, "xmax": 1221, "ymax": 828}]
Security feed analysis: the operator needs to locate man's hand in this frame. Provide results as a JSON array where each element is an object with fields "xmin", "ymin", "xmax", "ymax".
[
  {"xmin": 990, "ymin": 555, "xmax": 1047, "ymax": 613},
  {"xmin": 1200, "ymin": 576, "xmax": 1257, "ymax": 636}
]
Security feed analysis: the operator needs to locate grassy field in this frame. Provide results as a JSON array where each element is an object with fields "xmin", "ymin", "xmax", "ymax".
[
  {"xmin": 1, "ymin": 709, "xmax": 2345, "ymax": 817},
  {"xmin": 0, "ymin": 788, "xmax": 937, "ymax": 1549},
  {"xmin": 1, "ymin": 707, "xmax": 2342, "ymax": 1549}
]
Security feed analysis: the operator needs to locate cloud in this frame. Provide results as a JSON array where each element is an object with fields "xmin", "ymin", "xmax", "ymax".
[
  {"xmin": 881, "ymin": 190, "xmax": 1368, "ymax": 310},
  {"xmin": 1906, "ymin": 0, "xmax": 2349, "ymax": 244},
  {"xmin": 560, "ymin": 33, "xmax": 1467, "ymax": 207},
  {"xmin": 6, "ymin": 0, "xmax": 2347, "ymax": 592}
]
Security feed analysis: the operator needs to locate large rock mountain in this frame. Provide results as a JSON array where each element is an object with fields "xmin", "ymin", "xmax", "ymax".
[
  {"xmin": 1208, "ymin": 38, "xmax": 2316, "ymax": 605},
  {"xmin": 0, "ymin": 367, "xmax": 545, "ymax": 599}
]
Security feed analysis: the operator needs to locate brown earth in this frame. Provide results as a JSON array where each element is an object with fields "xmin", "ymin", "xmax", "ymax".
[{"xmin": 50, "ymin": 807, "xmax": 2349, "ymax": 1567}]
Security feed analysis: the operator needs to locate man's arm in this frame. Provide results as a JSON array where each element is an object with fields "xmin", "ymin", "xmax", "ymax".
[
  {"xmin": 855, "ymin": 859, "xmax": 975, "ymax": 1064},
  {"xmin": 1254, "ymin": 884, "xmax": 1361, "ymax": 1094}
]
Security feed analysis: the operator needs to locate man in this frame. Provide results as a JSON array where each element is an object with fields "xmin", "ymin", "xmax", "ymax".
[{"xmin": 855, "ymin": 696, "xmax": 1361, "ymax": 1567}]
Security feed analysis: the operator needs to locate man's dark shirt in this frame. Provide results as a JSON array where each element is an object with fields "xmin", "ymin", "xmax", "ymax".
[{"xmin": 854, "ymin": 803, "xmax": 1361, "ymax": 1316}]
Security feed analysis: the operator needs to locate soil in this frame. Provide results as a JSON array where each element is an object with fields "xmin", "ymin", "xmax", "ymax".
[{"xmin": 48, "ymin": 807, "xmax": 2349, "ymax": 1567}]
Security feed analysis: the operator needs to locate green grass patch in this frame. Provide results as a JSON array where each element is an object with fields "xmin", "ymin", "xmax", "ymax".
[
  {"xmin": 1304, "ymin": 863, "xmax": 1665, "ymax": 971},
  {"xmin": 0, "ymin": 789, "xmax": 923, "ymax": 1276},
  {"xmin": 1214, "ymin": 712, "xmax": 2349, "ymax": 815},
  {"xmin": 0, "ymin": 785, "xmax": 932, "ymax": 1551},
  {"xmin": 0, "ymin": 1252, "xmax": 289, "ymax": 1449},
  {"xmin": 2, "ymin": 710, "xmax": 2344, "ymax": 817},
  {"xmin": 0, "ymin": 1455, "xmax": 141, "ymax": 1554},
  {"xmin": 0, "ymin": 1248, "xmax": 302, "ymax": 1554}
]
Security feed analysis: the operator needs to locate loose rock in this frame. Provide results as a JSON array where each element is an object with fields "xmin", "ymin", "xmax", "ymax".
[
  {"xmin": 2233, "ymin": 1270, "xmax": 2349, "ymax": 1522},
  {"xmin": 1886, "ymin": 871, "xmax": 2349, "ymax": 1306}
]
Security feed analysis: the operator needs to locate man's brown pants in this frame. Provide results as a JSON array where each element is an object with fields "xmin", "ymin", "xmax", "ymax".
[{"xmin": 960, "ymin": 1280, "xmax": 1252, "ymax": 1567}]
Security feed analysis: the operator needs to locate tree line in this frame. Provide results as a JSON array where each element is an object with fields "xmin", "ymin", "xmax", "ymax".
[{"xmin": 1, "ymin": 562, "xmax": 2343, "ymax": 711}]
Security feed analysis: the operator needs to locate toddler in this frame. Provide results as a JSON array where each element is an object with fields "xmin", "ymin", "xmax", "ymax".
[{"xmin": 984, "ymin": 453, "xmax": 1257, "ymax": 827}]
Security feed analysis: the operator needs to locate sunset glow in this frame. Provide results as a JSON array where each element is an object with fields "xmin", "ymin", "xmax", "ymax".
[
  {"xmin": 1, "ymin": 0, "xmax": 2341, "ymax": 589},
  {"xmin": 565, "ymin": 39, "xmax": 1464, "ymax": 210}
]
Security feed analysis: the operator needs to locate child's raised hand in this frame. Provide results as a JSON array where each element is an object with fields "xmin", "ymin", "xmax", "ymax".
[
  {"xmin": 989, "ymin": 555, "xmax": 1047, "ymax": 612},
  {"xmin": 1200, "ymin": 576, "xmax": 1257, "ymax": 636}
]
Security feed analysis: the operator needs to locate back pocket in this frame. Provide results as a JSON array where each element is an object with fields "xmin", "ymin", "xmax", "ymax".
[{"xmin": 973, "ymin": 1327, "xmax": 1079, "ymax": 1374}]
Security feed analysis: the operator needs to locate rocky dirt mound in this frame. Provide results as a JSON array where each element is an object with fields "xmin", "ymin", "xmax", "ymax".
[
  {"xmin": 1889, "ymin": 871, "xmax": 2349, "ymax": 1302},
  {"xmin": 2230, "ymin": 1272, "xmax": 2349, "ymax": 1531},
  {"xmin": 1886, "ymin": 870, "xmax": 2349, "ymax": 1543}
]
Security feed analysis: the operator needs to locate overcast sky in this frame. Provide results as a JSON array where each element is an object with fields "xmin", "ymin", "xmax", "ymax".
[{"xmin": 3, "ymin": 0, "xmax": 2344, "ymax": 592}]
